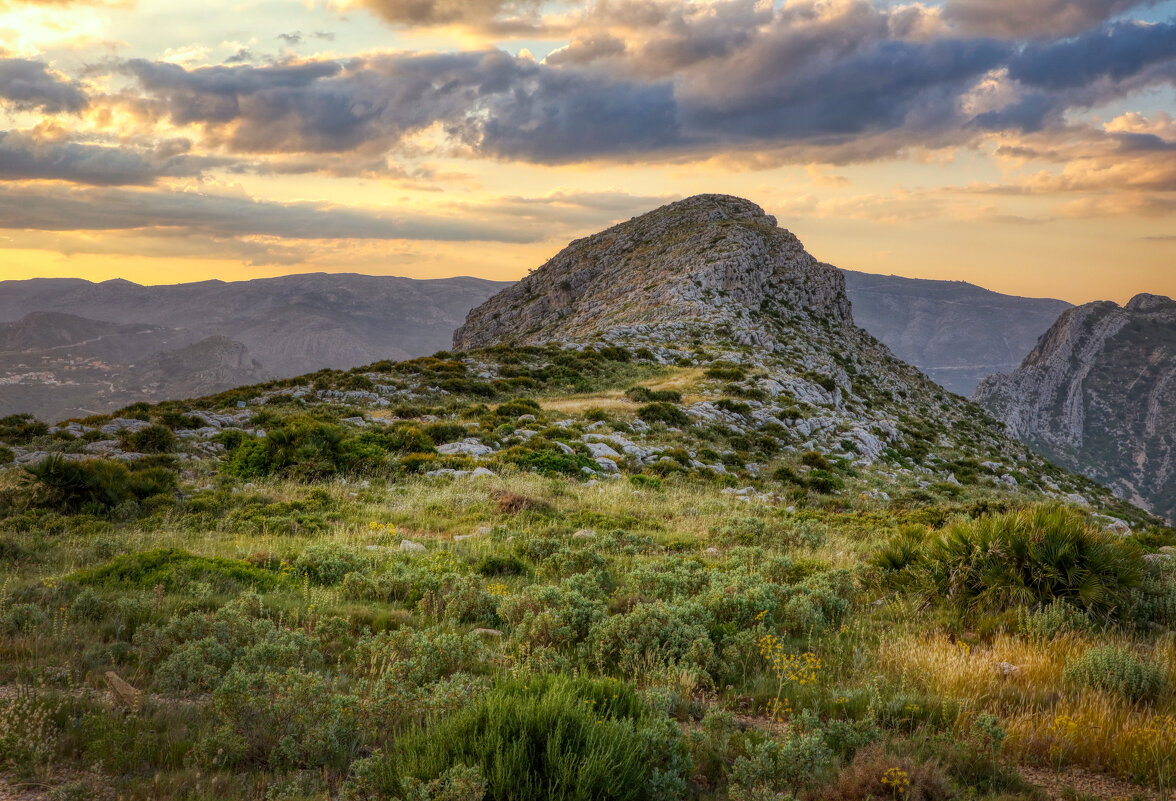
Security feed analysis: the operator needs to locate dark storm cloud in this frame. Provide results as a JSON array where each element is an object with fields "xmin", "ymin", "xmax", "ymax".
[
  {"xmin": 943, "ymin": 0, "xmax": 1159, "ymax": 38},
  {"xmin": 1008, "ymin": 18, "xmax": 1176, "ymax": 90},
  {"xmin": 92, "ymin": 3, "xmax": 1176, "ymax": 166},
  {"xmin": 682, "ymin": 37, "xmax": 1009, "ymax": 140},
  {"xmin": 0, "ymin": 58, "xmax": 88, "ymax": 113},
  {"xmin": 122, "ymin": 51, "xmax": 682, "ymax": 160},
  {"xmin": 0, "ymin": 131, "xmax": 230, "ymax": 185}
]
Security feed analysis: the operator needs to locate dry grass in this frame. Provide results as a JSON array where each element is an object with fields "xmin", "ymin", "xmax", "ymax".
[
  {"xmin": 540, "ymin": 394, "xmax": 634, "ymax": 414},
  {"xmin": 878, "ymin": 630, "xmax": 1176, "ymax": 783},
  {"xmin": 538, "ymin": 367, "xmax": 708, "ymax": 414},
  {"xmin": 812, "ymin": 744, "xmax": 952, "ymax": 801}
]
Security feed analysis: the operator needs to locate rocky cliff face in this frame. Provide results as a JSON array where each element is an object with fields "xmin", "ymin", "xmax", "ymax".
[
  {"xmin": 975, "ymin": 294, "xmax": 1176, "ymax": 521},
  {"xmin": 841, "ymin": 271, "xmax": 1071, "ymax": 396}
]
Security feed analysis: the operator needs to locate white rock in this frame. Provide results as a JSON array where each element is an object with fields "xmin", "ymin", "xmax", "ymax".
[
  {"xmin": 437, "ymin": 438, "xmax": 495, "ymax": 457},
  {"xmin": 399, "ymin": 540, "xmax": 427, "ymax": 553},
  {"xmin": 585, "ymin": 441, "xmax": 622, "ymax": 460}
]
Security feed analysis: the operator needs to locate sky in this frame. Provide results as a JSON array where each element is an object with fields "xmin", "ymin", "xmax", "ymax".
[{"xmin": 0, "ymin": 0, "xmax": 1174, "ymax": 304}]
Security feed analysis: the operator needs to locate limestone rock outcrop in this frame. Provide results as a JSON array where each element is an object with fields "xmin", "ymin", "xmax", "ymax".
[
  {"xmin": 454, "ymin": 195, "xmax": 851, "ymax": 351},
  {"xmin": 976, "ymin": 294, "xmax": 1176, "ymax": 521}
]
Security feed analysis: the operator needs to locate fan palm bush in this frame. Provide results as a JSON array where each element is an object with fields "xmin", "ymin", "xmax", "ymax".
[{"xmin": 910, "ymin": 504, "xmax": 1142, "ymax": 618}]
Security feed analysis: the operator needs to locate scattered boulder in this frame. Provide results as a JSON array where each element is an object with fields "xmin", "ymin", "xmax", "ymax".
[{"xmin": 104, "ymin": 671, "xmax": 141, "ymax": 709}]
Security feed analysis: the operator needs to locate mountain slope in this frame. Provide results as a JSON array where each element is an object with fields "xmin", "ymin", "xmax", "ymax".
[
  {"xmin": 841, "ymin": 271, "xmax": 1072, "ymax": 395},
  {"xmin": 975, "ymin": 293, "xmax": 1176, "ymax": 521}
]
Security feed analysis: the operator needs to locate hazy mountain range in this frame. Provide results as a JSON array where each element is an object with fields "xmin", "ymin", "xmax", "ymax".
[
  {"xmin": 0, "ymin": 274, "xmax": 508, "ymax": 420},
  {"xmin": 841, "ymin": 271, "xmax": 1072, "ymax": 396}
]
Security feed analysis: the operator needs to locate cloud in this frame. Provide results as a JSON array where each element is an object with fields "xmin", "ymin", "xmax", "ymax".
[
  {"xmin": 0, "ymin": 130, "xmax": 229, "ymax": 185},
  {"xmin": 26, "ymin": 1, "xmax": 1176, "ymax": 174},
  {"xmin": 0, "ymin": 185, "xmax": 548, "ymax": 242},
  {"xmin": 943, "ymin": 0, "xmax": 1159, "ymax": 38},
  {"xmin": 0, "ymin": 57, "xmax": 88, "ymax": 113},
  {"xmin": 118, "ymin": 50, "xmax": 681, "ymax": 160},
  {"xmin": 1008, "ymin": 18, "xmax": 1176, "ymax": 91},
  {"xmin": 346, "ymin": 0, "xmax": 553, "ymax": 30}
]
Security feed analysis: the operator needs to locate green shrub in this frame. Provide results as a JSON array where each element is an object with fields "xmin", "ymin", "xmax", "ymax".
[
  {"xmin": 475, "ymin": 554, "xmax": 529, "ymax": 577},
  {"xmin": 1, "ymin": 603, "xmax": 47, "ymax": 635},
  {"xmin": 200, "ymin": 667, "xmax": 361, "ymax": 770},
  {"xmin": 588, "ymin": 601, "xmax": 716, "ymax": 679},
  {"xmin": 71, "ymin": 548, "xmax": 281, "ymax": 593},
  {"xmin": 705, "ymin": 365, "xmax": 745, "ymax": 381},
  {"xmin": 1017, "ymin": 599, "xmax": 1092, "ymax": 639},
  {"xmin": 505, "ymin": 445, "xmax": 597, "ymax": 477},
  {"xmin": 368, "ymin": 675, "xmax": 688, "ymax": 801},
  {"xmin": 498, "ymin": 584, "xmax": 605, "ymax": 649},
  {"xmin": 224, "ymin": 421, "xmax": 414, "ymax": 480},
  {"xmin": 0, "ymin": 413, "xmax": 48, "ymax": 444},
  {"xmin": 625, "ymin": 387, "xmax": 682, "ymax": 404},
  {"xmin": 911, "ymin": 505, "xmax": 1141, "ymax": 617},
  {"xmin": 295, "ymin": 543, "xmax": 365, "ymax": 585},
  {"xmin": 22, "ymin": 456, "xmax": 177, "ymax": 513},
  {"xmin": 637, "ymin": 403, "xmax": 690, "ymax": 427},
  {"xmin": 728, "ymin": 731, "xmax": 834, "ymax": 800},
  {"xmin": 122, "ymin": 424, "xmax": 177, "ymax": 453},
  {"xmin": 1065, "ymin": 646, "xmax": 1169, "ymax": 702},
  {"xmin": 424, "ymin": 422, "xmax": 466, "ymax": 444}
]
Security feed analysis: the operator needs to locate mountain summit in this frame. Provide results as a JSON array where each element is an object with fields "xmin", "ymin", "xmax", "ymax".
[
  {"xmin": 975, "ymin": 293, "xmax": 1176, "ymax": 521},
  {"xmin": 454, "ymin": 194, "xmax": 850, "ymax": 350}
]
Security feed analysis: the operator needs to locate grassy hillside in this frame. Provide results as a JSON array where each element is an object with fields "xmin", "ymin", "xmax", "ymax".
[{"xmin": 1, "ymin": 344, "xmax": 1174, "ymax": 800}]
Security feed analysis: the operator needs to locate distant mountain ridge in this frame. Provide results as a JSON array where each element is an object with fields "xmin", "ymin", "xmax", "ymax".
[
  {"xmin": 0, "ymin": 273, "xmax": 509, "ymax": 420},
  {"xmin": 0, "ymin": 273, "xmax": 510, "ymax": 375},
  {"xmin": 975, "ymin": 293, "xmax": 1176, "ymax": 522},
  {"xmin": 842, "ymin": 271, "xmax": 1072, "ymax": 396}
]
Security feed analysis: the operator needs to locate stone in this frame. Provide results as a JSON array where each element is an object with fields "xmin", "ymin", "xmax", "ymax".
[
  {"xmin": 104, "ymin": 671, "xmax": 141, "ymax": 708},
  {"xmin": 437, "ymin": 438, "xmax": 495, "ymax": 457},
  {"xmin": 399, "ymin": 539, "xmax": 427, "ymax": 553},
  {"xmin": 572, "ymin": 529, "xmax": 596, "ymax": 539},
  {"xmin": 585, "ymin": 442, "xmax": 622, "ymax": 460}
]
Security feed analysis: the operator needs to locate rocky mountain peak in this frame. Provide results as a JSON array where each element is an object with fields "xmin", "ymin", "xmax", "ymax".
[
  {"xmin": 1125, "ymin": 292, "xmax": 1175, "ymax": 312},
  {"xmin": 453, "ymin": 194, "xmax": 851, "ymax": 351}
]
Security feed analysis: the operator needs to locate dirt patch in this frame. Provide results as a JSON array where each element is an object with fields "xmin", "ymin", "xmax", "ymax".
[
  {"xmin": 492, "ymin": 490, "xmax": 548, "ymax": 515},
  {"xmin": 0, "ymin": 779, "xmax": 46, "ymax": 801},
  {"xmin": 1021, "ymin": 765, "xmax": 1158, "ymax": 801}
]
